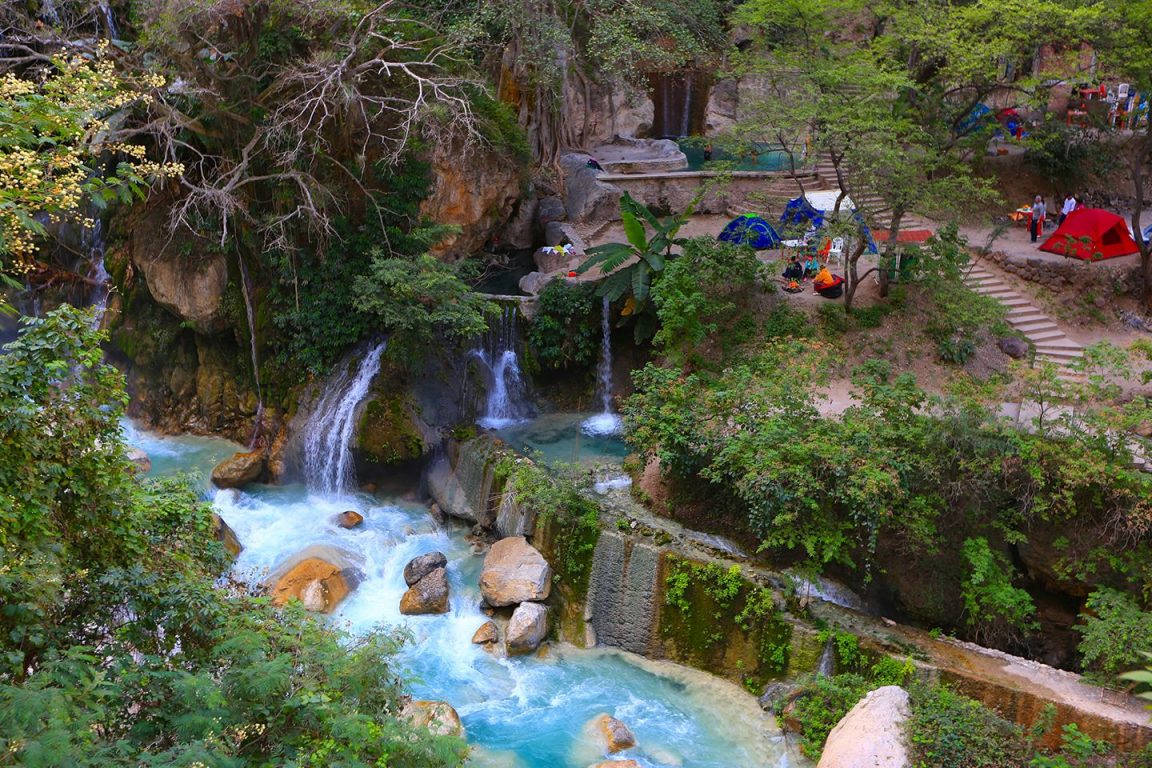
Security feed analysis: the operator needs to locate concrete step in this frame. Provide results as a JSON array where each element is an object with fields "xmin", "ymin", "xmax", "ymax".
[
  {"xmin": 1012, "ymin": 323, "xmax": 1062, "ymax": 337},
  {"xmin": 1028, "ymin": 329, "xmax": 1072, "ymax": 343},
  {"xmin": 1037, "ymin": 351, "xmax": 1084, "ymax": 363},
  {"xmin": 1034, "ymin": 344, "xmax": 1085, "ymax": 355},
  {"xmin": 1007, "ymin": 312, "xmax": 1049, "ymax": 325}
]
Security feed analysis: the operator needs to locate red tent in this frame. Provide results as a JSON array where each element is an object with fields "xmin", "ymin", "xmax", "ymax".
[{"xmin": 1039, "ymin": 208, "xmax": 1139, "ymax": 261}]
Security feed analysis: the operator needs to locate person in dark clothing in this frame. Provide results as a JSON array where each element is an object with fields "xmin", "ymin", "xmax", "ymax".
[
  {"xmin": 586, "ymin": 157, "xmax": 604, "ymax": 171},
  {"xmin": 1030, "ymin": 195, "xmax": 1046, "ymax": 243},
  {"xmin": 782, "ymin": 255, "xmax": 804, "ymax": 280}
]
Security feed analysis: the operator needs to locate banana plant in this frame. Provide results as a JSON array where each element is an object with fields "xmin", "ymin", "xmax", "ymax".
[{"xmin": 575, "ymin": 192, "xmax": 695, "ymax": 340}]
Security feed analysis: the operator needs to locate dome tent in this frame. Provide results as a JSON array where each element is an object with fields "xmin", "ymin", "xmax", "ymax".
[
  {"xmin": 1039, "ymin": 208, "xmax": 1140, "ymax": 261},
  {"xmin": 718, "ymin": 213, "xmax": 781, "ymax": 249},
  {"xmin": 780, "ymin": 194, "xmax": 878, "ymax": 254}
]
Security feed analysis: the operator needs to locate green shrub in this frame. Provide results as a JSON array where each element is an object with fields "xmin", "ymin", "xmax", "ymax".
[
  {"xmin": 526, "ymin": 280, "xmax": 600, "ymax": 373},
  {"xmin": 1076, "ymin": 588, "xmax": 1152, "ymax": 682},
  {"xmin": 787, "ymin": 673, "xmax": 872, "ymax": 758},
  {"xmin": 907, "ymin": 682, "xmax": 1028, "ymax": 768},
  {"xmin": 960, "ymin": 537, "xmax": 1038, "ymax": 646}
]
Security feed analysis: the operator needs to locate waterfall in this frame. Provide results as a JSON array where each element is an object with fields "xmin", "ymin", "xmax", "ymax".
[
  {"xmin": 648, "ymin": 71, "xmax": 712, "ymax": 139},
  {"xmin": 83, "ymin": 220, "xmax": 110, "ymax": 329},
  {"xmin": 236, "ymin": 254, "xmax": 264, "ymax": 446},
  {"xmin": 816, "ymin": 638, "xmax": 836, "ymax": 677},
  {"xmin": 581, "ymin": 297, "xmax": 621, "ymax": 435},
  {"xmin": 474, "ymin": 304, "xmax": 529, "ymax": 429},
  {"xmin": 302, "ymin": 341, "xmax": 387, "ymax": 496},
  {"xmin": 586, "ymin": 532, "xmax": 661, "ymax": 655},
  {"xmin": 98, "ymin": 0, "xmax": 119, "ymax": 39}
]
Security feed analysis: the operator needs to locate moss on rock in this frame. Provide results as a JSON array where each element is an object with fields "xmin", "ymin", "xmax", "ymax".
[{"xmin": 356, "ymin": 396, "xmax": 424, "ymax": 465}]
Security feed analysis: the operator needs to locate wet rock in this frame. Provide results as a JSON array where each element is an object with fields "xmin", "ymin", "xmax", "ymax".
[
  {"xmin": 998, "ymin": 336, "xmax": 1030, "ymax": 359},
  {"xmin": 400, "ymin": 699, "xmax": 465, "ymax": 738},
  {"xmin": 429, "ymin": 503, "xmax": 447, "ymax": 524},
  {"xmin": 334, "ymin": 510, "xmax": 364, "ymax": 529},
  {"xmin": 519, "ymin": 270, "xmax": 555, "ymax": 296},
  {"xmin": 210, "ymin": 450, "xmax": 265, "ymax": 488},
  {"xmin": 479, "ymin": 536, "xmax": 553, "ymax": 606},
  {"xmin": 400, "ymin": 567, "xmax": 450, "ymax": 615},
  {"xmin": 758, "ymin": 681, "xmax": 799, "ymax": 712},
  {"xmin": 595, "ymin": 714, "xmax": 636, "ymax": 753},
  {"xmin": 355, "ymin": 396, "xmax": 424, "ymax": 466},
  {"xmin": 211, "ymin": 513, "xmax": 243, "ymax": 557},
  {"xmin": 267, "ymin": 545, "xmax": 363, "ymax": 613},
  {"xmin": 505, "ymin": 602, "xmax": 548, "ymax": 655},
  {"xmin": 588, "ymin": 761, "xmax": 641, "ymax": 768},
  {"xmin": 472, "ymin": 620, "xmax": 499, "ymax": 645},
  {"xmin": 817, "ymin": 686, "xmax": 910, "ymax": 768},
  {"xmin": 126, "ymin": 447, "xmax": 151, "ymax": 473},
  {"xmin": 404, "ymin": 551, "xmax": 448, "ymax": 586}
]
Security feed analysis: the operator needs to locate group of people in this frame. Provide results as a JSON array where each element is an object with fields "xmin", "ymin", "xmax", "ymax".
[
  {"xmin": 781, "ymin": 255, "xmax": 844, "ymax": 298},
  {"xmin": 1029, "ymin": 192, "xmax": 1083, "ymax": 243}
]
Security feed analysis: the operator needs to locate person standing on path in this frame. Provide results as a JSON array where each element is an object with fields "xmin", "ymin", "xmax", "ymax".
[
  {"xmin": 1059, "ymin": 193, "xmax": 1076, "ymax": 225},
  {"xmin": 1031, "ymin": 195, "xmax": 1047, "ymax": 243}
]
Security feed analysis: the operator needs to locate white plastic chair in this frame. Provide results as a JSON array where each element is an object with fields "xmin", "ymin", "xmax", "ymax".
[{"xmin": 827, "ymin": 237, "xmax": 844, "ymax": 266}]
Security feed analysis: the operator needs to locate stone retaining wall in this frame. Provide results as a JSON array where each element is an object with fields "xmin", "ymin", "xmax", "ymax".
[{"xmin": 983, "ymin": 250, "xmax": 1142, "ymax": 296}]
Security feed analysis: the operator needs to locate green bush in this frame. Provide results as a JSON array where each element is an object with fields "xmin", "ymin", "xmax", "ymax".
[
  {"xmin": 960, "ymin": 537, "xmax": 1038, "ymax": 646},
  {"xmin": 787, "ymin": 673, "xmax": 872, "ymax": 758},
  {"xmin": 907, "ymin": 682, "xmax": 1028, "ymax": 768},
  {"xmin": 1076, "ymin": 588, "xmax": 1152, "ymax": 682},
  {"xmin": 526, "ymin": 280, "xmax": 601, "ymax": 373}
]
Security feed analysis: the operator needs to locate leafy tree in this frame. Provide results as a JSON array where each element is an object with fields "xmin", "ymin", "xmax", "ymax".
[
  {"xmin": 0, "ymin": 305, "xmax": 465, "ymax": 765},
  {"xmin": 526, "ymin": 279, "xmax": 601, "ymax": 373},
  {"xmin": 0, "ymin": 45, "xmax": 178, "ymax": 272},
  {"xmin": 353, "ymin": 252, "xmax": 495, "ymax": 361},
  {"xmin": 575, "ymin": 192, "xmax": 694, "ymax": 342},
  {"xmin": 960, "ymin": 537, "xmax": 1039, "ymax": 647}
]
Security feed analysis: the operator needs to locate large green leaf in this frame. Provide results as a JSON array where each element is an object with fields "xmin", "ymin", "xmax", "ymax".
[
  {"xmin": 577, "ymin": 243, "xmax": 635, "ymax": 275},
  {"xmin": 632, "ymin": 261, "xmax": 651, "ymax": 302},
  {"xmin": 622, "ymin": 192, "xmax": 661, "ymax": 231},
  {"xmin": 597, "ymin": 268, "xmax": 634, "ymax": 301},
  {"xmin": 621, "ymin": 208, "xmax": 648, "ymax": 252}
]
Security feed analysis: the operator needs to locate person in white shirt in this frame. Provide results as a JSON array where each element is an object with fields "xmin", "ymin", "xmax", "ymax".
[{"xmin": 1059, "ymin": 193, "xmax": 1076, "ymax": 225}]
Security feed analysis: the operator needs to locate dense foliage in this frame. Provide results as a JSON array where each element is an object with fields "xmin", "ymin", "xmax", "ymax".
[
  {"xmin": 0, "ymin": 307, "xmax": 465, "ymax": 766},
  {"xmin": 525, "ymin": 279, "xmax": 601, "ymax": 373}
]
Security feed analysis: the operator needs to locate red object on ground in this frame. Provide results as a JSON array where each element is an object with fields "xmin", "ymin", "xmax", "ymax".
[
  {"xmin": 873, "ymin": 229, "xmax": 934, "ymax": 244},
  {"xmin": 567, "ymin": 271, "xmax": 577, "ymax": 277},
  {"xmin": 1039, "ymin": 208, "xmax": 1139, "ymax": 261}
]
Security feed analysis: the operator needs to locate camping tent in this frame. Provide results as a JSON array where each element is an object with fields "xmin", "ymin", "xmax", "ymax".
[
  {"xmin": 1039, "ymin": 208, "xmax": 1140, "ymax": 261},
  {"xmin": 780, "ymin": 194, "xmax": 878, "ymax": 254},
  {"xmin": 718, "ymin": 214, "xmax": 781, "ymax": 249}
]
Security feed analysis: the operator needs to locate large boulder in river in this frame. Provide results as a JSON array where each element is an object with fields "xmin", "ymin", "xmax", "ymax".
[
  {"xmin": 211, "ymin": 450, "xmax": 265, "ymax": 488},
  {"xmin": 404, "ymin": 551, "xmax": 448, "ymax": 586},
  {"xmin": 267, "ymin": 545, "xmax": 363, "ymax": 614},
  {"xmin": 126, "ymin": 447, "xmax": 152, "ymax": 473},
  {"xmin": 400, "ymin": 699, "xmax": 465, "ymax": 738},
  {"xmin": 816, "ymin": 686, "xmax": 910, "ymax": 768},
  {"xmin": 472, "ymin": 620, "xmax": 499, "ymax": 646},
  {"xmin": 354, "ymin": 395, "xmax": 425, "ymax": 466},
  {"xmin": 400, "ymin": 567, "xmax": 450, "ymax": 615},
  {"xmin": 589, "ymin": 762, "xmax": 640, "ymax": 768},
  {"xmin": 334, "ymin": 510, "xmax": 364, "ymax": 529},
  {"xmin": 590, "ymin": 714, "xmax": 636, "ymax": 754},
  {"xmin": 505, "ymin": 602, "xmax": 548, "ymax": 655},
  {"xmin": 479, "ymin": 536, "xmax": 552, "ymax": 607}
]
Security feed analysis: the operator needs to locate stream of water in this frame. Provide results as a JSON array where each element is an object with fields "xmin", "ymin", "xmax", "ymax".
[
  {"xmin": 474, "ymin": 305, "xmax": 530, "ymax": 429},
  {"xmin": 125, "ymin": 416, "xmax": 802, "ymax": 768},
  {"xmin": 582, "ymin": 297, "xmax": 622, "ymax": 436}
]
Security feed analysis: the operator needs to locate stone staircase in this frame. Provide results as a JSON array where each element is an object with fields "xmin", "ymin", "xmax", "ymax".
[
  {"xmin": 963, "ymin": 263, "xmax": 1084, "ymax": 371},
  {"xmin": 811, "ymin": 156, "xmax": 935, "ymax": 233}
]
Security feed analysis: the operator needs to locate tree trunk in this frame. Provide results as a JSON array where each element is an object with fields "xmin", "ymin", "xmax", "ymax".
[
  {"xmin": 878, "ymin": 207, "xmax": 906, "ymax": 299},
  {"xmin": 843, "ymin": 238, "xmax": 869, "ymax": 314}
]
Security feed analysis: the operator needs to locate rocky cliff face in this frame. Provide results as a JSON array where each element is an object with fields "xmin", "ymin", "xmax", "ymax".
[{"xmin": 422, "ymin": 139, "xmax": 525, "ymax": 260}]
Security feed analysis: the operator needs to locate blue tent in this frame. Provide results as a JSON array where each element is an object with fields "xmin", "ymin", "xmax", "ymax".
[
  {"xmin": 718, "ymin": 214, "xmax": 781, "ymax": 249},
  {"xmin": 780, "ymin": 196, "xmax": 878, "ymax": 254},
  {"xmin": 780, "ymin": 196, "xmax": 824, "ymax": 230},
  {"xmin": 957, "ymin": 103, "xmax": 992, "ymax": 136}
]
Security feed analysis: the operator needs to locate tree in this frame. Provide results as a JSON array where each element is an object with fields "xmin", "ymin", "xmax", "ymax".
[{"xmin": 0, "ymin": 45, "xmax": 178, "ymax": 274}]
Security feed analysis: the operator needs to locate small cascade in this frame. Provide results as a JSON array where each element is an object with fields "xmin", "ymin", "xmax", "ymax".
[
  {"xmin": 236, "ymin": 254, "xmax": 264, "ymax": 446},
  {"xmin": 302, "ymin": 341, "xmax": 387, "ymax": 496},
  {"xmin": 473, "ymin": 304, "xmax": 530, "ymax": 429},
  {"xmin": 582, "ymin": 297, "xmax": 621, "ymax": 436},
  {"xmin": 586, "ymin": 531, "xmax": 660, "ymax": 655},
  {"xmin": 83, "ymin": 220, "xmax": 110, "ymax": 329},
  {"xmin": 648, "ymin": 71, "xmax": 712, "ymax": 139},
  {"xmin": 816, "ymin": 638, "xmax": 836, "ymax": 678},
  {"xmin": 97, "ymin": 0, "xmax": 118, "ymax": 38}
]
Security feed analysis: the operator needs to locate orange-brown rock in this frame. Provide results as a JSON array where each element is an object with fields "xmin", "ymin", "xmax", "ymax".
[
  {"xmin": 267, "ymin": 545, "xmax": 362, "ymax": 613},
  {"xmin": 335, "ymin": 510, "xmax": 364, "ymax": 529},
  {"xmin": 400, "ymin": 699, "xmax": 465, "ymax": 738},
  {"xmin": 399, "ymin": 567, "xmax": 450, "ymax": 615}
]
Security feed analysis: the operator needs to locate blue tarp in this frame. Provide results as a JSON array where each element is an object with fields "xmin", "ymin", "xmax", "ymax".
[
  {"xmin": 780, "ymin": 197, "xmax": 878, "ymax": 254},
  {"xmin": 780, "ymin": 196, "xmax": 825, "ymax": 230},
  {"xmin": 718, "ymin": 214, "xmax": 781, "ymax": 249},
  {"xmin": 957, "ymin": 103, "xmax": 992, "ymax": 135}
]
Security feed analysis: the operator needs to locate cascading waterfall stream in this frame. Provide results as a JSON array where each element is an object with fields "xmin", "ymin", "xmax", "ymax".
[
  {"xmin": 582, "ymin": 297, "xmax": 622, "ymax": 435},
  {"xmin": 302, "ymin": 341, "xmax": 387, "ymax": 496},
  {"xmin": 84, "ymin": 221, "xmax": 110, "ymax": 329},
  {"xmin": 474, "ymin": 304, "xmax": 529, "ymax": 429}
]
